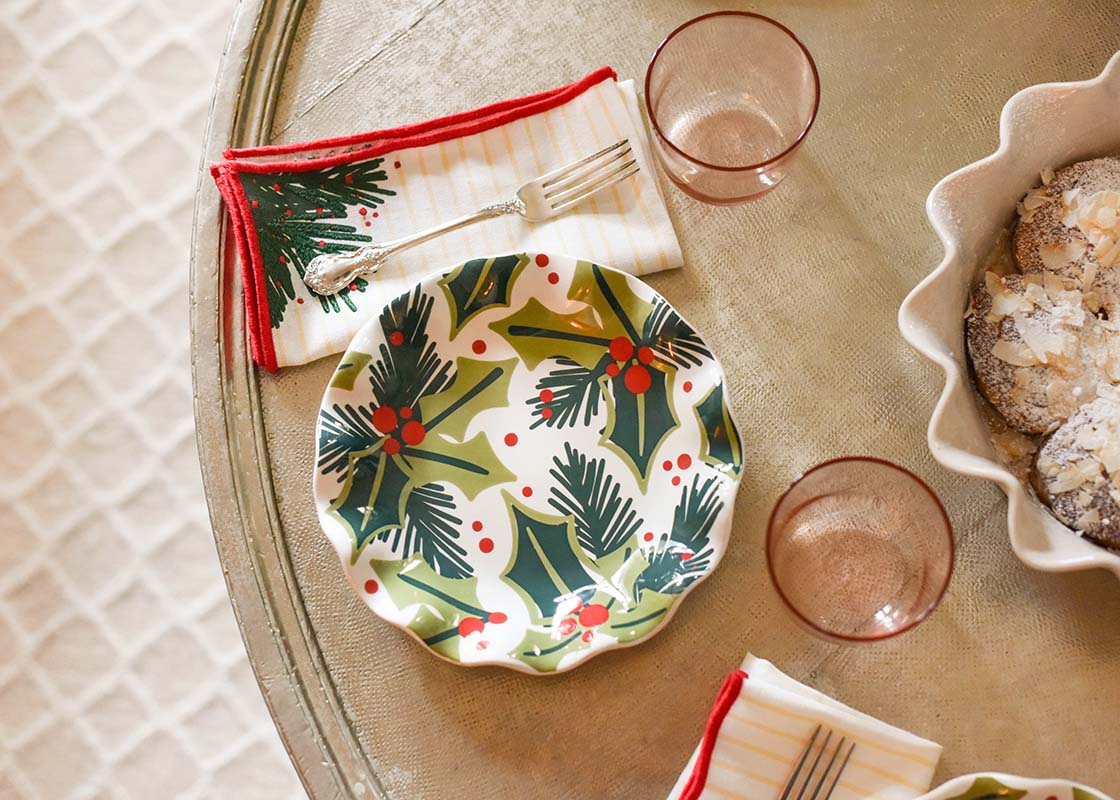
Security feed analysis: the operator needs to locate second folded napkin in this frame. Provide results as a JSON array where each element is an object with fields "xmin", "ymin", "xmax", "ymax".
[
  {"xmin": 211, "ymin": 66, "xmax": 682, "ymax": 371},
  {"xmin": 668, "ymin": 655, "xmax": 942, "ymax": 800}
]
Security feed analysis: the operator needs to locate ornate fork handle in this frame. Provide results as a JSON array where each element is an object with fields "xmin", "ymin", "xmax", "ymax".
[{"xmin": 303, "ymin": 198, "xmax": 526, "ymax": 296}]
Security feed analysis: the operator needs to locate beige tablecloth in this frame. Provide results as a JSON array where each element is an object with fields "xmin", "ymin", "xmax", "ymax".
[{"xmin": 221, "ymin": 0, "xmax": 1120, "ymax": 797}]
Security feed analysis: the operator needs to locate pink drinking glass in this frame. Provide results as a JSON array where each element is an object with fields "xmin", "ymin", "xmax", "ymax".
[
  {"xmin": 644, "ymin": 11, "xmax": 820, "ymax": 204},
  {"xmin": 766, "ymin": 458, "xmax": 954, "ymax": 642}
]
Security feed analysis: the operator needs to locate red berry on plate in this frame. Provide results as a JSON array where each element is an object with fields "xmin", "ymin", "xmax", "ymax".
[
  {"xmin": 677, "ymin": 454, "xmax": 692, "ymax": 469},
  {"xmin": 605, "ymin": 363, "xmax": 620, "ymax": 378},
  {"xmin": 522, "ymin": 486, "xmax": 533, "ymax": 498},
  {"xmin": 578, "ymin": 603, "xmax": 609, "ymax": 627},
  {"xmin": 662, "ymin": 460, "xmax": 673, "ymax": 471},
  {"xmin": 609, "ymin": 336, "xmax": 634, "ymax": 362},
  {"xmin": 581, "ymin": 630, "xmax": 594, "ymax": 643},
  {"xmin": 389, "ymin": 331, "xmax": 405, "ymax": 346},
  {"xmin": 680, "ymin": 551, "xmax": 693, "ymax": 561},
  {"xmin": 479, "ymin": 537, "xmax": 494, "ymax": 553},
  {"xmin": 363, "ymin": 579, "xmax": 378, "ymax": 593},
  {"xmin": 558, "ymin": 618, "xmax": 577, "ymax": 635},
  {"xmin": 672, "ymin": 476, "xmax": 681, "ymax": 486},
  {"xmin": 382, "ymin": 438, "xmax": 401, "ymax": 455},
  {"xmin": 547, "ymin": 272, "xmax": 560, "ymax": 284},
  {"xmin": 399, "ymin": 406, "xmax": 412, "ymax": 419},
  {"xmin": 372, "ymin": 406, "xmax": 398, "ymax": 433},
  {"xmin": 624, "ymin": 365, "xmax": 651, "ymax": 394},
  {"xmin": 504, "ymin": 433, "xmax": 518, "ymax": 446},
  {"xmin": 458, "ymin": 617, "xmax": 485, "ymax": 637},
  {"xmin": 539, "ymin": 389, "xmax": 554, "ymax": 403},
  {"xmin": 540, "ymin": 407, "xmax": 553, "ymax": 420},
  {"xmin": 472, "ymin": 339, "xmax": 486, "ymax": 354},
  {"xmin": 643, "ymin": 532, "xmax": 654, "ymax": 542},
  {"xmin": 637, "ymin": 345, "xmax": 654, "ymax": 364},
  {"xmin": 400, "ymin": 420, "xmax": 426, "ymax": 446},
  {"xmin": 683, "ymin": 380, "xmax": 693, "ymax": 392},
  {"xmin": 472, "ymin": 520, "xmax": 483, "ymax": 532},
  {"xmin": 487, "ymin": 611, "xmax": 507, "ymax": 624},
  {"xmin": 535, "ymin": 254, "xmax": 549, "ymax": 267}
]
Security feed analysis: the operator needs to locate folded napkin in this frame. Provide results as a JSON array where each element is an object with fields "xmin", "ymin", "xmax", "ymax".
[
  {"xmin": 211, "ymin": 66, "xmax": 682, "ymax": 370},
  {"xmin": 668, "ymin": 655, "xmax": 942, "ymax": 800}
]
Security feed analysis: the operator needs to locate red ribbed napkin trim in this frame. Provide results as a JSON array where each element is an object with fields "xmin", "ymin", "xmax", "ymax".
[{"xmin": 680, "ymin": 670, "xmax": 749, "ymax": 800}]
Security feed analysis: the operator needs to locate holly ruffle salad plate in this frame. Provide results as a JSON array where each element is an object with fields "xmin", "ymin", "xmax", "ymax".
[
  {"xmin": 919, "ymin": 774, "xmax": 1113, "ymax": 800},
  {"xmin": 313, "ymin": 252, "xmax": 744, "ymax": 674}
]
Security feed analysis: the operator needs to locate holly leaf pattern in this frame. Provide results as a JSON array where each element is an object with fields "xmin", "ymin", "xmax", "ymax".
[
  {"xmin": 943, "ymin": 778, "xmax": 1027, "ymax": 800},
  {"xmin": 331, "ymin": 452, "xmax": 410, "ymax": 555},
  {"xmin": 330, "ymin": 352, "xmax": 373, "ymax": 390},
  {"xmin": 601, "ymin": 365, "xmax": 678, "ymax": 487},
  {"xmin": 371, "ymin": 556, "xmax": 492, "ymax": 662},
  {"xmin": 490, "ymin": 298, "xmax": 614, "ymax": 371},
  {"xmin": 439, "ymin": 254, "xmax": 530, "ymax": 336},
  {"xmin": 418, "ymin": 357, "xmax": 517, "ymax": 442},
  {"xmin": 694, "ymin": 383, "xmax": 743, "ymax": 475},
  {"xmin": 502, "ymin": 495, "xmax": 600, "ymax": 619}
]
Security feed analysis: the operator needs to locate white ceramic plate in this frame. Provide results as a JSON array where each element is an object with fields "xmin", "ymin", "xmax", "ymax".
[
  {"xmin": 920, "ymin": 773, "xmax": 1112, "ymax": 800},
  {"xmin": 313, "ymin": 252, "xmax": 744, "ymax": 673},
  {"xmin": 899, "ymin": 51, "xmax": 1120, "ymax": 578}
]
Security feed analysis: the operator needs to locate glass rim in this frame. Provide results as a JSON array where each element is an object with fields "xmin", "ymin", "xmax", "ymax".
[
  {"xmin": 764, "ymin": 456, "xmax": 955, "ymax": 643},
  {"xmin": 643, "ymin": 10, "xmax": 822, "ymax": 174}
]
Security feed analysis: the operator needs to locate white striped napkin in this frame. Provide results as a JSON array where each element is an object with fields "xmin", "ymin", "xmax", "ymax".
[
  {"xmin": 212, "ymin": 67, "xmax": 682, "ymax": 371},
  {"xmin": 668, "ymin": 655, "xmax": 942, "ymax": 800}
]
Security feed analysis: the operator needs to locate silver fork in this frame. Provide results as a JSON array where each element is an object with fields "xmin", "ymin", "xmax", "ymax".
[
  {"xmin": 779, "ymin": 725, "xmax": 856, "ymax": 800},
  {"xmin": 303, "ymin": 139, "xmax": 639, "ymax": 295}
]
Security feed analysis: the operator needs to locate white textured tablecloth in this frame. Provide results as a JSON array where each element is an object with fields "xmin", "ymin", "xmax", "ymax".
[{"xmin": 0, "ymin": 2, "xmax": 300, "ymax": 797}]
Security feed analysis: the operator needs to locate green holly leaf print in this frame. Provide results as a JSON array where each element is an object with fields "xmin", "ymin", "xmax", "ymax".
[
  {"xmin": 635, "ymin": 475, "xmax": 723, "ymax": 597},
  {"xmin": 568, "ymin": 260, "xmax": 653, "ymax": 342},
  {"xmin": 1073, "ymin": 789, "xmax": 1107, "ymax": 800},
  {"xmin": 403, "ymin": 431, "xmax": 515, "ymax": 502},
  {"xmin": 502, "ymin": 495, "xmax": 600, "ymax": 619},
  {"xmin": 944, "ymin": 777, "xmax": 1027, "ymax": 800},
  {"xmin": 439, "ymin": 254, "xmax": 530, "ymax": 336},
  {"xmin": 547, "ymin": 443, "xmax": 642, "ymax": 560},
  {"xmin": 527, "ymin": 356, "xmax": 607, "ymax": 429},
  {"xmin": 516, "ymin": 587, "xmax": 676, "ymax": 672},
  {"xmin": 331, "ymin": 451, "xmax": 410, "ymax": 554},
  {"xmin": 694, "ymin": 383, "xmax": 743, "ymax": 475},
  {"xmin": 600, "ymin": 365, "xmax": 678, "ymax": 488},
  {"xmin": 330, "ymin": 352, "xmax": 373, "ymax": 390},
  {"xmin": 371, "ymin": 556, "xmax": 495, "ymax": 662},
  {"xmin": 417, "ymin": 357, "xmax": 517, "ymax": 442},
  {"xmin": 490, "ymin": 298, "xmax": 616, "ymax": 371},
  {"xmin": 378, "ymin": 483, "xmax": 470, "ymax": 579}
]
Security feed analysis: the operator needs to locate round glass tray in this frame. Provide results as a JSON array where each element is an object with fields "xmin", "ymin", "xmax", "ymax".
[{"xmin": 189, "ymin": 1, "xmax": 1120, "ymax": 797}]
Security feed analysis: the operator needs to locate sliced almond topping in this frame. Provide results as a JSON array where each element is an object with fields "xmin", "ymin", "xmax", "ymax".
[
  {"xmin": 1048, "ymin": 458, "xmax": 1103, "ymax": 494},
  {"xmin": 992, "ymin": 339, "xmax": 1040, "ymax": 366},
  {"xmin": 985, "ymin": 272, "xmax": 1033, "ymax": 319},
  {"xmin": 1039, "ymin": 239, "xmax": 1088, "ymax": 271},
  {"xmin": 1041, "ymin": 167, "xmax": 1055, "ymax": 186},
  {"xmin": 1075, "ymin": 508, "xmax": 1101, "ymax": 530}
]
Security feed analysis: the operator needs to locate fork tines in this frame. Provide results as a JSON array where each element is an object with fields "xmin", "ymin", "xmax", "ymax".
[
  {"xmin": 779, "ymin": 724, "xmax": 856, "ymax": 800},
  {"xmin": 540, "ymin": 139, "xmax": 639, "ymax": 212}
]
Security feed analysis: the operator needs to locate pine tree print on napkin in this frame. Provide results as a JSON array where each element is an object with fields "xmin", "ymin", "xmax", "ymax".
[{"xmin": 239, "ymin": 158, "xmax": 396, "ymax": 326}]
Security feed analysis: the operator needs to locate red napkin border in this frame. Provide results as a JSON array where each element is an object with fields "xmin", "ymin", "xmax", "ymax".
[
  {"xmin": 680, "ymin": 670, "xmax": 749, "ymax": 800},
  {"xmin": 210, "ymin": 66, "xmax": 617, "ymax": 370}
]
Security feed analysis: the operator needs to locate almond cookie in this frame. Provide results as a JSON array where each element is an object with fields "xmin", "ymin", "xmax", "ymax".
[
  {"xmin": 1033, "ymin": 395, "xmax": 1120, "ymax": 549},
  {"xmin": 1013, "ymin": 157, "xmax": 1120, "ymax": 314},
  {"xmin": 966, "ymin": 271, "xmax": 1100, "ymax": 434}
]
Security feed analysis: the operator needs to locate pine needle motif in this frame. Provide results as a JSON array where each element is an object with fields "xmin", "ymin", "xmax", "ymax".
[
  {"xmin": 548, "ymin": 443, "xmax": 643, "ymax": 559},
  {"xmin": 527, "ymin": 357, "xmax": 606, "ymax": 429},
  {"xmin": 317, "ymin": 402, "xmax": 378, "ymax": 477},
  {"xmin": 642, "ymin": 299, "xmax": 712, "ymax": 368},
  {"xmin": 379, "ymin": 483, "xmax": 471, "ymax": 579},
  {"xmin": 370, "ymin": 287, "xmax": 455, "ymax": 410},
  {"xmin": 239, "ymin": 158, "xmax": 396, "ymax": 326},
  {"xmin": 635, "ymin": 474, "xmax": 723, "ymax": 596}
]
